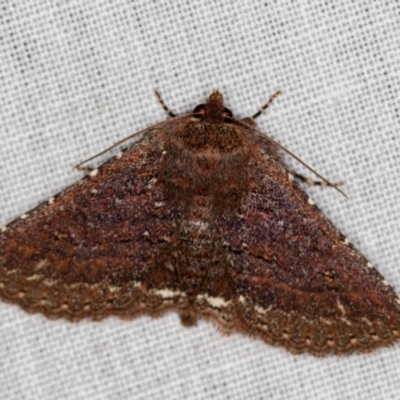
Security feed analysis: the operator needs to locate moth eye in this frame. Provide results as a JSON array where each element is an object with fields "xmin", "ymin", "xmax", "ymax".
[
  {"xmin": 223, "ymin": 108, "xmax": 233, "ymax": 118},
  {"xmin": 223, "ymin": 107, "xmax": 233, "ymax": 122},
  {"xmin": 193, "ymin": 104, "xmax": 205, "ymax": 118}
]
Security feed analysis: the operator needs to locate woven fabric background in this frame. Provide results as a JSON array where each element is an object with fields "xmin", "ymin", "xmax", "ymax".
[{"xmin": 1, "ymin": 2, "xmax": 400, "ymax": 399}]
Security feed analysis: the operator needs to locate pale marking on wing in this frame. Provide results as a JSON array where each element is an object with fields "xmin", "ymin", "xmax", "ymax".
[
  {"xmin": 307, "ymin": 198, "xmax": 315, "ymax": 205},
  {"xmin": 254, "ymin": 304, "xmax": 272, "ymax": 315},
  {"xmin": 337, "ymin": 299, "xmax": 346, "ymax": 315},
  {"xmin": 255, "ymin": 305, "xmax": 268, "ymax": 315},
  {"xmin": 67, "ymin": 283, "xmax": 80, "ymax": 289},
  {"xmin": 34, "ymin": 260, "xmax": 48, "ymax": 271},
  {"xmin": 362, "ymin": 317, "xmax": 372, "ymax": 326},
  {"xmin": 197, "ymin": 294, "xmax": 230, "ymax": 308},
  {"xmin": 26, "ymin": 274, "xmax": 41, "ymax": 281},
  {"xmin": 1, "ymin": 226, "xmax": 6, "ymax": 232},
  {"xmin": 5, "ymin": 269, "xmax": 16, "ymax": 276},
  {"xmin": 341, "ymin": 317, "xmax": 353, "ymax": 326},
  {"xmin": 20, "ymin": 214, "xmax": 28, "ymax": 220},
  {"xmin": 367, "ymin": 262, "xmax": 373, "ymax": 269},
  {"xmin": 89, "ymin": 168, "xmax": 99, "ymax": 177},
  {"xmin": 165, "ymin": 262, "xmax": 174, "ymax": 271},
  {"xmin": 152, "ymin": 288, "xmax": 181, "ymax": 299},
  {"xmin": 42, "ymin": 278, "xmax": 56, "ymax": 286},
  {"xmin": 48, "ymin": 197, "xmax": 55, "ymax": 205},
  {"xmin": 189, "ymin": 220, "xmax": 209, "ymax": 228}
]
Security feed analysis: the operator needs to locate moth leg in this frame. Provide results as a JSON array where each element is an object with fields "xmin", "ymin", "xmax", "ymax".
[
  {"xmin": 154, "ymin": 89, "xmax": 176, "ymax": 118},
  {"xmin": 290, "ymin": 170, "xmax": 345, "ymax": 187},
  {"xmin": 75, "ymin": 165, "xmax": 94, "ymax": 172}
]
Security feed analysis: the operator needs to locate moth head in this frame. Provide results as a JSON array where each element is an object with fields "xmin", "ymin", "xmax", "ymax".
[{"xmin": 192, "ymin": 89, "xmax": 233, "ymax": 123}]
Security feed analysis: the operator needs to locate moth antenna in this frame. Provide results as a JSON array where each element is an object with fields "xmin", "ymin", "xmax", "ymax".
[
  {"xmin": 154, "ymin": 89, "xmax": 176, "ymax": 118},
  {"xmin": 74, "ymin": 129, "xmax": 146, "ymax": 169},
  {"xmin": 276, "ymin": 140, "xmax": 348, "ymax": 199},
  {"xmin": 74, "ymin": 117, "xmax": 186, "ymax": 169},
  {"xmin": 75, "ymin": 90, "xmax": 192, "ymax": 169},
  {"xmin": 240, "ymin": 120, "xmax": 348, "ymax": 198}
]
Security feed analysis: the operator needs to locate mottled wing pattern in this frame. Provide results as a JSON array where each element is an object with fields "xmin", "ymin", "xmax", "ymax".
[
  {"xmin": 0, "ymin": 123, "xmax": 185, "ymax": 321},
  {"xmin": 218, "ymin": 151, "xmax": 400, "ymax": 355},
  {"xmin": 2, "ymin": 89, "xmax": 399, "ymax": 356}
]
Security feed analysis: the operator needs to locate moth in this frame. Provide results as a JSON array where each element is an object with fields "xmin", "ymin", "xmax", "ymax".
[{"xmin": 1, "ymin": 89, "xmax": 399, "ymax": 356}]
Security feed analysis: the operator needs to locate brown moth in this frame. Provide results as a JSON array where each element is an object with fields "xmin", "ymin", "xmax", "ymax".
[{"xmin": 1, "ymin": 90, "xmax": 399, "ymax": 356}]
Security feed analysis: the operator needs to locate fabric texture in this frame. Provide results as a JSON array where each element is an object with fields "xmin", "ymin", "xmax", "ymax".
[{"xmin": 1, "ymin": 1, "xmax": 400, "ymax": 399}]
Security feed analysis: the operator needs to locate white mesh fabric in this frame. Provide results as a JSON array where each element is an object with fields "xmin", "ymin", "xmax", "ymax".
[{"xmin": 1, "ymin": 2, "xmax": 400, "ymax": 399}]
